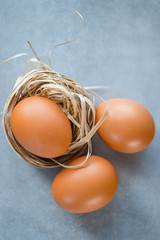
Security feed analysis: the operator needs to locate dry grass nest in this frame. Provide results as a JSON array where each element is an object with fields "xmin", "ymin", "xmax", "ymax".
[{"xmin": 2, "ymin": 58, "xmax": 108, "ymax": 168}]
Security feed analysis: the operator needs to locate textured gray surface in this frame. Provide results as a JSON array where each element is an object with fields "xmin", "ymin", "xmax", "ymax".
[{"xmin": 0, "ymin": 0, "xmax": 160, "ymax": 240}]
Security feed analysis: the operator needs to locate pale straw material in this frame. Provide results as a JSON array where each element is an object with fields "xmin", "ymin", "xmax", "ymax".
[
  {"xmin": 2, "ymin": 58, "xmax": 109, "ymax": 168},
  {"xmin": 1, "ymin": 11, "xmax": 109, "ymax": 168}
]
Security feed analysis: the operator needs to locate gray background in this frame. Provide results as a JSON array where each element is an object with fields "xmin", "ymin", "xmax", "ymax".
[{"xmin": 0, "ymin": 0, "xmax": 160, "ymax": 239}]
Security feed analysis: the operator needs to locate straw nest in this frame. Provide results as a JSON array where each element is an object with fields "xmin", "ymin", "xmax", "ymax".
[
  {"xmin": 2, "ymin": 58, "xmax": 108, "ymax": 168},
  {"xmin": 2, "ymin": 12, "xmax": 108, "ymax": 168}
]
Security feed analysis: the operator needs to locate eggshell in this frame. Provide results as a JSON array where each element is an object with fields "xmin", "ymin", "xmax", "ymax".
[
  {"xmin": 52, "ymin": 155, "xmax": 118, "ymax": 213},
  {"xmin": 11, "ymin": 96, "xmax": 72, "ymax": 158},
  {"xmin": 96, "ymin": 98, "xmax": 155, "ymax": 153}
]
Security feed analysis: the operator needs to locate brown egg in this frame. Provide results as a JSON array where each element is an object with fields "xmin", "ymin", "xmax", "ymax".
[
  {"xmin": 96, "ymin": 98, "xmax": 155, "ymax": 153},
  {"xmin": 11, "ymin": 96, "xmax": 72, "ymax": 158},
  {"xmin": 52, "ymin": 155, "xmax": 118, "ymax": 213}
]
